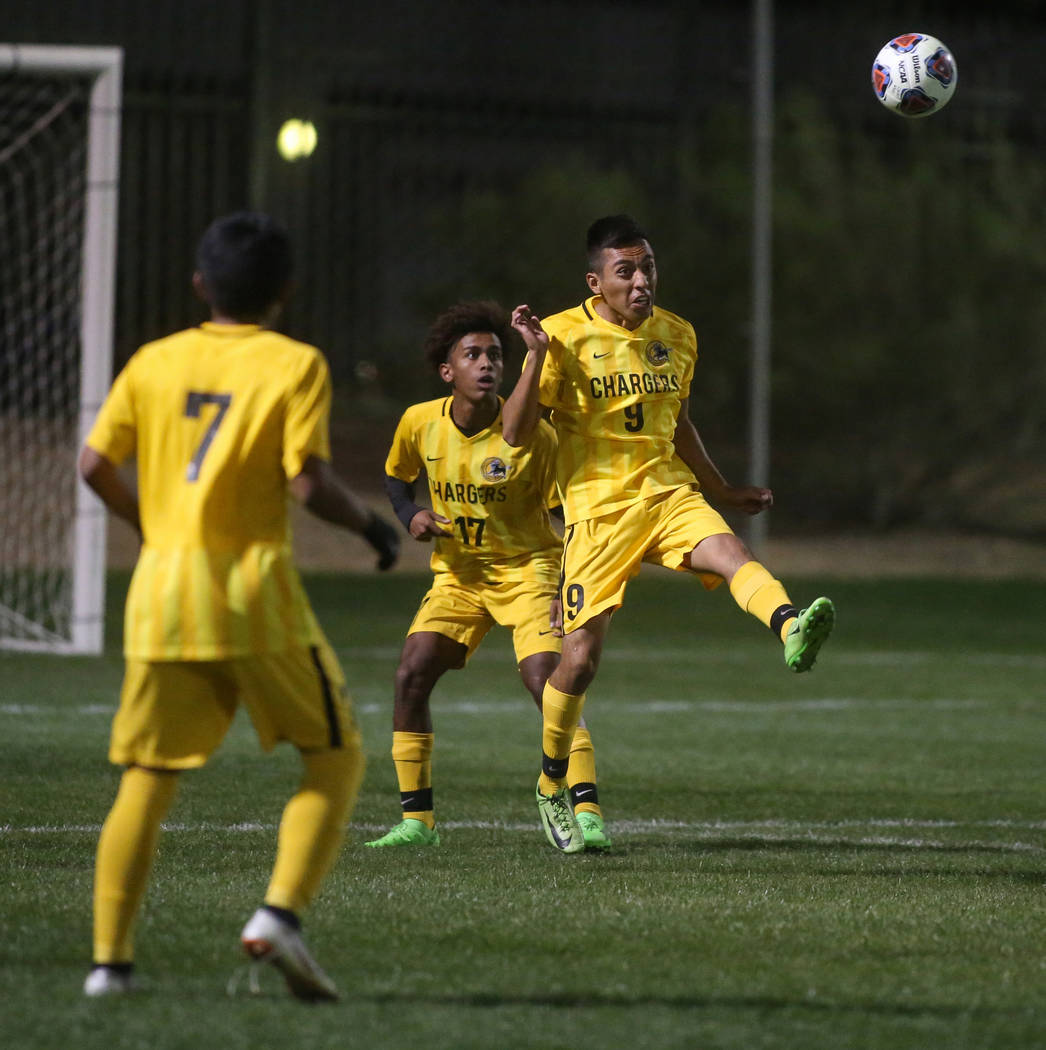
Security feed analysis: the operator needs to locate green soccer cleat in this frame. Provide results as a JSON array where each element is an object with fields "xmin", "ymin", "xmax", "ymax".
[
  {"xmin": 783, "ymin": 596, "xmax": 835, "ymax": 673},
  {"xmin": 536, "ymin": 780, "xmax": 584, "ymax": 854},
  {"xmin": 364, "ymin": 818, "xmax": 440, "ymax": 848},
  {"xmin": 576, "ymin": 811, "xmax": 612, "ymax": 852}
]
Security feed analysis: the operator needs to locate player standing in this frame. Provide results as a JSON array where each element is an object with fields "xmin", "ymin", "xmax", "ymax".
[
  {"xmin": 502, "ymin": 215, "xmax": 834, "ymax": 853},
  {"xmin": 366, "ymin": 301, "xmax": 609, "ymax": 853},
  {"xmin": 79, "ymin": 212, "xmax": 399, "ymax": 999}
]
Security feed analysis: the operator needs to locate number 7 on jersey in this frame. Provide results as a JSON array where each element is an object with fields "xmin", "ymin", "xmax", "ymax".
[{"xmin": 184, "ymin": 391, "xmax": 232, "ymax": 481}]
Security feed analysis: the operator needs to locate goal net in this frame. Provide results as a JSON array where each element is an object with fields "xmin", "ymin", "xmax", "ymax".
[{"xmin": 0, "ymin": 45, "xmax": 121, "ymax": 654}]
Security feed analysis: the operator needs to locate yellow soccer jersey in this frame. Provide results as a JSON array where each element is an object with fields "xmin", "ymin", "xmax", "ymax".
[
  {"xmin": 86, "ymin": 322, "xmax": 330, "ymax": 660},
  {"xmin": 385, "ymin": 397, "xmax": 561, "ymax": 584},
  {"xmin": 538, "ymin": 296, "xmax": 698, "ymax": 524}
]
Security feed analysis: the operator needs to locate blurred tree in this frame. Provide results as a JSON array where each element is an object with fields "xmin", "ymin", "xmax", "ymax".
[{"xmin": 379, "ymin": 95, "xmax": 1045, "ymax": 536}]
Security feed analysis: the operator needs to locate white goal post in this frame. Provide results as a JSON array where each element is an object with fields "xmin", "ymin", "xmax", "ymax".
[{"xmin": 0, "ymin": 45, "xmax": 122, "ymax": 654}]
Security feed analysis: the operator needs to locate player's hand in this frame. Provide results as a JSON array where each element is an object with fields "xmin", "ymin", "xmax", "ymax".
[
  {"xmin": 409, "ymin": 509, "xmax": 452, "ymax": 542},
  {"xmin": 720, "ymin": 484, "xmax": 773, "ymax": 516},
  {"xmin": 511, "ymin": 305, "xmax": 549, "ymax": 355},
  {"xmin": 549, "ymin": 596, "xmax": 564, "ymax": 638},
  {"xmin": 363, "ymin": 513, "xmax": 400, "ymax": 570}
]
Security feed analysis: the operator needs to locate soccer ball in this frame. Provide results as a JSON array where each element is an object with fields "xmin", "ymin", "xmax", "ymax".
[{"xmin": 872, "ymin": 33, "xmax": 957, "ymax": 118}]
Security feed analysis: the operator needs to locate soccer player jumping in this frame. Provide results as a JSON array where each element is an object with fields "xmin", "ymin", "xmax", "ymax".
[
  {"xmin": 79, "ymin": 212, "xmax": 399, "ymax": 1000},
  {"xmin": 502, "ymin": 214, "xmax": 834, "ymax": 854}
]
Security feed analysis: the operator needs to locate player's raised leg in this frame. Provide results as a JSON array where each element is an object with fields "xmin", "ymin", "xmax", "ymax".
[{"xmin": 690, "ymin": 534, "xmax": 834, "ymax": 673}]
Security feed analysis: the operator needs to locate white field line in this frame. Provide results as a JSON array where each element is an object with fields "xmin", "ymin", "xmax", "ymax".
[
  {"xmin": 0, "ymin": 698, "xmax": 994, "ymax": 718},
  {"xmin": 3, "ymin": 817, "xmax": 1044, "ymax": 854},
  {"xmin": 335, "ymin": 646, "xmax": 1046, "ymax": 670}
]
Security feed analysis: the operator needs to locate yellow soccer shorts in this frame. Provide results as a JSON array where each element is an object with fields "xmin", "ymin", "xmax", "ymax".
[
  {"xmin": 559, "ymin": 484, "xmax": 732, "ymax": 633},
  {"xmin": 407, "ymin": 573, "xmax": 563, "ymax": 666},
  {"xmin": 109, "ymin": 638, "xmax": 359, "ymax": 770}
]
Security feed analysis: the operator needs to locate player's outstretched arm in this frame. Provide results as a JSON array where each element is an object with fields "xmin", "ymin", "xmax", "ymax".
[
  {"xmin": 291, "ymin": 456, "xmax": 399, "ymax": 570},
  {"xmin": 502, "ymin": 304, "xmax": 549, "ymax": 447},
  {"xmin": 673, "ymin": 401, "xmax": 772, "ymax": 516},
  {"xmin": 79, "ymin": 446, "xmax": 142, "ymax": 536}
]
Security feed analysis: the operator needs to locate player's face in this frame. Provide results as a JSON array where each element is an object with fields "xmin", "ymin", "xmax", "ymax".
[
  {"xmin": 587, "ymin": 241, "xmax": 657, "ymax": 330},
  {"xmin": 440, "ymin": 331, "xmax": 504, "ymax": 401}
]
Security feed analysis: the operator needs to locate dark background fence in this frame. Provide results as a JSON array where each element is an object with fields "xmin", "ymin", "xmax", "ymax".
[{"xmin": 5, "ymin": 0, "xmax": 1045, "ymax": 534}]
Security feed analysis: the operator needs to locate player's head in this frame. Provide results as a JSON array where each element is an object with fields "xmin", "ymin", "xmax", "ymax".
[
  {"xmin": 424, "ymin": 300, "xmax": 509, "ymax": 400},
  {"xmin": 193, "ymin": 212, "xmax": 293, "ymax": 322},
  {"xmin": 585, "ymin": 214, "xmax": 657, "ymax": 330}
]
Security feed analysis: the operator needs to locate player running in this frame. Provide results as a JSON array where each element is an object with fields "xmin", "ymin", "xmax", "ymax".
[{"xmin": 79, "ymin": 212, "xmax": 399, "ymax": 1000}]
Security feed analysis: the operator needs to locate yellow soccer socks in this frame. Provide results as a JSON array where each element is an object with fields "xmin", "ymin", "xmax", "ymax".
[
  {"xmin": 391, "ymin": 730, "xmax": 435, "ymax": 829},
  {"xmin": 265, "ymin": 743, "xmax": 364, "ymax": 915},
  {"xmin": 92, "ymin": 766, "xmax": 180, "ymax": 964},
  {"xmin": 729, "ymin": 560, "xmax": 798, "ymax": 642},
  {"xmin": 538, "ymin": 682, "xmax": 586, "ymax": 796},
  {"xmin": 566, "ymin": 725, "xmax": 602, "ymax": 818}
]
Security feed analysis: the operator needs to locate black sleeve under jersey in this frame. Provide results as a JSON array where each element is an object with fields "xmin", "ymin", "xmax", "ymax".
[{"xmin": 384, "ymin": 474, "xmax": 423, "ymax": 531}]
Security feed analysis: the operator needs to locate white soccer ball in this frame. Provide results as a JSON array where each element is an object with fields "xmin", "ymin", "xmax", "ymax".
[{"xmin": 871, "ymin": 33, "xmax": 957, "ymax": 118}]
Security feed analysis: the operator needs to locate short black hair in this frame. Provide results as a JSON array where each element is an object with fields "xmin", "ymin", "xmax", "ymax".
[
  {"xmin": 195, "ymin": 212, "xmax": 292, "ymax": 320},
  {"xmin": 586, "ymin": 214, "xmax": 650, "ymax": 272},
  {"xmin": 422, "ymin": 300, "xmax": 511, "ymax": 373}
]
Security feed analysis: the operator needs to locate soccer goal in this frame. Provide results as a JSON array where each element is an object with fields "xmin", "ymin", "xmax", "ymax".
[{"xmin": 0, "ymin": 45, "xmax": 122, "ymax": 654}]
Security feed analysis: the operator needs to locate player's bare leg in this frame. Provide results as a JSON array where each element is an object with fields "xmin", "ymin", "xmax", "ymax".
[{"xmin": 367, "ymin": 632, "xmax": 464, "ymax": 847}]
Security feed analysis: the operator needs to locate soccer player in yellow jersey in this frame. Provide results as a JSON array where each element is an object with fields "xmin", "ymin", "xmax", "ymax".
[
  {"xmin": 365, "ymin": 301, "xmax": 610, "ymax": 852},
  {"xmin": 502, "ymin": 215, "xmax": 835, "ymax": 853},
  {"xmin": 78, "ymin": 213, "xmax": 399, "ymax": 999}
]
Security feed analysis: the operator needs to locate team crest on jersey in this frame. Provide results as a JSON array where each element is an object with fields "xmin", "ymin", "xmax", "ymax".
[
  {"xmin": 481, "ymin": 456, "xmax": 510, "ymax": 483},
  {"xmin": 644, "ymin": 341, "xmax": 672, "ymax": 367}
]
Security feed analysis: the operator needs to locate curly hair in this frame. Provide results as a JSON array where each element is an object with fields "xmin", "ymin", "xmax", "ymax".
[{"xmin": 422, "ymin": 300, "xmax": 513, "ymax": 373}]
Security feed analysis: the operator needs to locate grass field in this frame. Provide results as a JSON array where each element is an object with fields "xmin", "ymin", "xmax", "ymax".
[{"xmin": 4, "ymin": 570, "xmax": 1046, "ymax": 1049}]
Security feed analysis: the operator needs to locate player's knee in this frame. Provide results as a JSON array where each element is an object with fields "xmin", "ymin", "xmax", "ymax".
[
  {"xmin": 692, "ymin": 533, "xmax": 752, "ymax": 576},
  {"xmin": 394, "ymin": 658, "xmax": 440, "ymax": 701},
  {"xmin": 555, "ymin": 647, "xmax": 600, "ymax": 694}
]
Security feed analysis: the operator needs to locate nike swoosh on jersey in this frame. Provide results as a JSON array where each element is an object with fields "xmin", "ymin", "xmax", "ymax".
[
  {"xmin": 593, "ymin": 351, "xmax": 612, "ymax": 359},
  {"xmin": 425, "ymin": 456, "xmax": 443, "ymax": 461}
]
